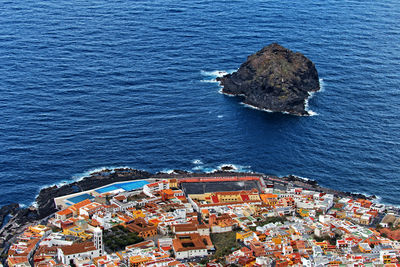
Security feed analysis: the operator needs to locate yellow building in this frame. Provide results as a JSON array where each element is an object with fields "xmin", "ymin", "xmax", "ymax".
[
  {"xmin": 63, "ymin": 226, "xmax": 92, "ymax": 240},
  {"xmin": 382, "ymin": 254, "xmax": 392, "ymax": 264},
  {"xmin": 272, "ymin": 237, "xmax": 282, "ymax": 245},
  {"xmin": 129, "ymin": 255, "xmax": 152, "ymax": 267},
  {"xmin": 192, "ymin": 190, "xmax": 260, "ymax": 204},
  {"xmin": 131, "ymin": 209, "xmax": 146, "ymax": 219},
  {"xmin": 168, "ymin": 178, "xmax": 178, "ymax": 188},
  {"xmin": 236, "ymin": 231, "xmax": 253, "ymax": 241},
  {"xmin": 335, "ymin": 211, "xmax": 346, "ymax": 219},
  {"xmin": 28, "ymin": 225, "xmax": 50, "ymax": 236},
  {"xmin": 260, "ymin": 193, "xmax": 278, "ymax": 206},
  {"xmin": 298, "ymin": 208, "xmax": 310, "ymax": 217}
]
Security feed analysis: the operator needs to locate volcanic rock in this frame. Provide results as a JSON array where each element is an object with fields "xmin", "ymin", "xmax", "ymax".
[
  {"xmin": 0, "ymin": 203, "xmax": 19, "ymax": 228},
  {"xmin": 217, "ymin": 43, "xmax": 320, "ymax": 115}
]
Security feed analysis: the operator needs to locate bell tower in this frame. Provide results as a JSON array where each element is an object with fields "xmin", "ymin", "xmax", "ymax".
[{"xmin": 93, "ymin": 227, "xmax": 104, "ymax": 255}]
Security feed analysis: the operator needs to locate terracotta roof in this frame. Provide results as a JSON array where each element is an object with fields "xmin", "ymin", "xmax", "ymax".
[
  {"xmin": 8, "ymin": 257, "xmax": 30, "ymax": 265},
  {"xmin": 174, "ymin": 223, "xmax": 198, "ymax": 232},
  {"xmin": 56, "ymin": 208, "xmax": 73, "ymax": 216},
  {"xmin": 114, "ymin": 195, "xmax": 126, "ymax": 201},
  {"xmin": 59, "ymin": 241, "xmax": 97, "ymax": 255},
  {"xmin": 172, "ymin": 233, "xmax": 210, "ymax": 252},
  {"xmin": 71, "ymin": 199, "xmax": 92, "ymax": 210}
]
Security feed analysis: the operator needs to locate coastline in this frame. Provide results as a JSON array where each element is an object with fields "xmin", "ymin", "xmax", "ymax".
[{"xmin": 0, "ymin": 166, "xmax": 389, "ymax": 252}]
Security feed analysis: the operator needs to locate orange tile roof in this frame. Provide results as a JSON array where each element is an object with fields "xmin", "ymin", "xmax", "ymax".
[
  {"xmin": 70, "ymin": 199, "xmax": 92, "ymax": 210},
  {"xmin": 174, "ymin": 223, "xmax": 198, "ymax": 232},
  {"xmin": 56, "ymin": 208, "xmax": 73, "ymax": 216},
  {"xmin": 8, "ymin": 257, "xmax": 29, "ymax": 265},
  {"xmin": 172, "ymin": 233, "xmax": 209, "ymax": 252},
  {"xmin": 60, "ymin": 241, "xmax": 97, "ymax": 255}
]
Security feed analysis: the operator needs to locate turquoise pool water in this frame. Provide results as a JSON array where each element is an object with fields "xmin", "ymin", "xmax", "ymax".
[
  {"xmin": 67, "ymin": 193, "xmax": 94, "ymax": 204},
  {"xmin": 95, "ymin": 180, "xmax": 149, "ymax": 194}
]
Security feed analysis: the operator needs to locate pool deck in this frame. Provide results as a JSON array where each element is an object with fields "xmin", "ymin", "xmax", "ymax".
[{"xmin": 54, "ymin": 179, "xmax": 155, "ymax": 209}]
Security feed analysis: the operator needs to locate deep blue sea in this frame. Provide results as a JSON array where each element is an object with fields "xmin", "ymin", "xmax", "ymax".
[{"xmin": 1, "ymin": 0, "xmax": 400, "ymax": 207}]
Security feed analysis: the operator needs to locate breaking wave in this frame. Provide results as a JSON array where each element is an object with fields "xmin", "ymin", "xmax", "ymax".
[{"xmin": 192, "ymin": 159, "xmax": 204, "ymax": 165}]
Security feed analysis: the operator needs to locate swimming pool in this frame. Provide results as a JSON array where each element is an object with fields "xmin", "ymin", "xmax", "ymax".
[
  {"xmin": 95, "ymin": 180, "xmax": 149, "ymax": 194},
  {"xmin": 67, "ymin": 193, "xmax": 94, "ymax": 204}
]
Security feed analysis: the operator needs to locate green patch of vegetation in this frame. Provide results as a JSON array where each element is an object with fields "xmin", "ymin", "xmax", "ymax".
[
  {"xmin": 50, "ymin": 226, "xmax": 61, "ymax": 232},
  {"xmin": 103, "ymin": 225, "xmax": 144, "ymax": 252},
  {"xmin": 312, "ymin": 233, "xmax": 341, "ymax": 245},
  {"xmin": 249, "ymin": 216, "xmax": 287, "ymax": 231},
  {"xmin": 211, "ymin": 231, "xmax": 240, "ymax": 260},
  {"xmin": 256, "ymin": 216, "xmax": 287, "ymax": 227},
  {"xmin": 127, "ymin": 193, "xmax": 147, "ymax": 202}
]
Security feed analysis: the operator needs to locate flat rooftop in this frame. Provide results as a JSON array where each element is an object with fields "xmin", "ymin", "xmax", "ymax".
[
  {"xmin": 66, "ymin": 193, "xmax": 94, "ymax": 205},
  {"xmin": 181, "ymin": 180, "xmax": 260, "ymax": 195}
]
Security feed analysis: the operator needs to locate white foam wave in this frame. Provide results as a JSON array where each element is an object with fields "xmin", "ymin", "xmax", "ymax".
[
  {"xmin": 218, "ymin": 164, "xmax": 238, "ymax": 171},
  {"xmin": 217, "ymin": 115, "xmax": 224, "ymax": 118},
  {"xmin": 240, "ymin": 102, "xmax": 274, "ymax": 113},
  {"xmin": 192, "ymin": 166, "xmax": 218, "ymax": 173},
  {"xmin": 200, "ymin": 70, "xmax": 236, "ymax": 84},
  {"xmin": 217, "ymin": 164, "xmax": 252, "ymax": 172},
  {"xmin": 160, "ymin": 169, "xmax": 176, "ymax": 174},
  {"xmin": 291, "ymin": 175, "xmax": 311, "ymax": 181},
  {"xmin": 304, "ymin": 77, "xmax": 325, "ymax": 116},
  {"xmin": 304, "ymin": 94, "xmax": 318, "ymax": 116},
  {"xmin": 191, "ymin": 163, "xmax": 252, "ymax": 173},
  {"xmin": 319, "ymin": 78, "xmax": 325, "ymax": 92},
  {"xmin": 192, "ymin": 159, "xmax": 203, "ymax": 165},
  {"xmin": 200, "ymin": 79, "xmax": 217, "ymax": 83},
  {"xmin": 200, "ymin": 70, "xmax": 229, "ymax": 77},
  {"xmin": 218, "ymin": 88, "xmax": 234, "ymax": 96},
  {"xmin": 71, "ymin": 166, "xmax": 132, "ymax": 182}
]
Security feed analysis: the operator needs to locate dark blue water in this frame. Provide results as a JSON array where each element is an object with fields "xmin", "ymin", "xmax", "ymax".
[{"xmin": 1, "ymin": 0, "xmax": 400, "ymax": 207}]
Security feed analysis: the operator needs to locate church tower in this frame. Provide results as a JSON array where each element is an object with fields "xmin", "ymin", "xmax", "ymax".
[{"xmin": 93, "ymin": 227, "xmax": 104, "ymax": 255}]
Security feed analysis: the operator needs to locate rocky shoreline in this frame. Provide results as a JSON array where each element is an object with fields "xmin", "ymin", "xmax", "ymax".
[
  {"xmin": 0, "ymin": 168, "xmax": 151, "ymax": 250},
  {"xmin": 0, "ymin": 167, "xmax": 379, "ymax": 251}
]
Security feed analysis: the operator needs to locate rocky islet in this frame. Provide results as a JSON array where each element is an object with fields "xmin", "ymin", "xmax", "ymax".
[{"xmin": 217, "ymin": 43, "xmax": 320, "ymax": 116}]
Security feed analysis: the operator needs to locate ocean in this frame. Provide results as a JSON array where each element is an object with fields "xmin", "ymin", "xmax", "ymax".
[{"xmin": 0, "ymin": 0, "xmax": 399, "ymax": 207}]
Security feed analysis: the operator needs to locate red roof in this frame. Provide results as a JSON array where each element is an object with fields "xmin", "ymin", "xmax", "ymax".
[
  {"xmin": 211, "ymin": 195, "xmax": 219, "ymax": 203},
  {"xmin": 241, "ymin": 194, "xmax": 250, "ymax": 201}
]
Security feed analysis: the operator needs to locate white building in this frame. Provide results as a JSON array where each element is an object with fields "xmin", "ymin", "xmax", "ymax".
[
  {"xmin": 143, "ymin": 180, "xmax": 169, "ymax": 197},
  {"xmin": 57, "ymin": 242, "xmax": 100, "ymax": 265}
]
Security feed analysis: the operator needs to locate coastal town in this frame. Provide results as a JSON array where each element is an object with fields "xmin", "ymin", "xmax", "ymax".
[{"xmin": 3, "ymin": 173, "xmax": 400, "ymax": 266}]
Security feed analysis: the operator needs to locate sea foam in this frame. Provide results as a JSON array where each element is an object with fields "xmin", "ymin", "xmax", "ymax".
[
  {"xmin": 192, "ymin": 159, "xmax": 204, "ymax": 165},
  {"xmin": 71, "ymin": 166, "xmax": 131, "ymax": 182},
  {"xmin": 200, "ymin": 70, "xmax": 234, "ymax": 84},
  {"xmin": 304, "ymin": 94, "xmax": 318, "ymax": 116}
]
